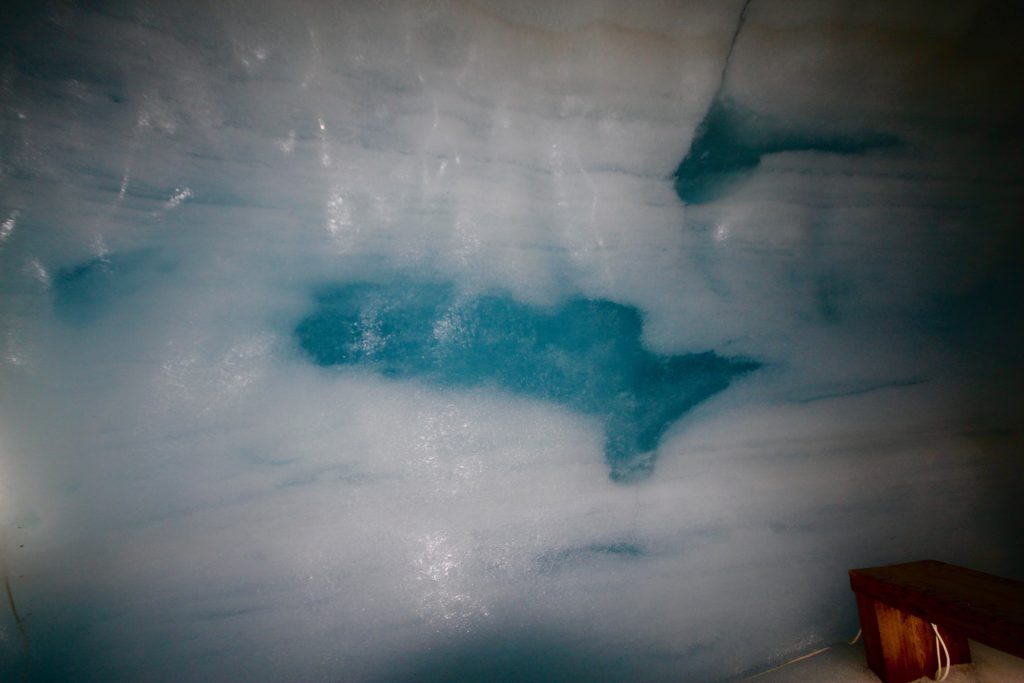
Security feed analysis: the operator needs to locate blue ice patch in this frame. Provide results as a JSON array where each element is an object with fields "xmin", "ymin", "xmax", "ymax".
[{"xmin": 294, "ymin": 281, "xmax": 758, "ymax": 480}]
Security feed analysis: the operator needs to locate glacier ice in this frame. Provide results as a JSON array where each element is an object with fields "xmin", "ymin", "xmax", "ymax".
[{"xmin": 0, "ymin": 1, "xmax": 1022, "ymax": 681}]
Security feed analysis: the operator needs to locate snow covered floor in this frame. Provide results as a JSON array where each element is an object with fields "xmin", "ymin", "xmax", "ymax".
[{"xmin": 746, "ymin": 641, "xmax": 1024, "ymax": 683}]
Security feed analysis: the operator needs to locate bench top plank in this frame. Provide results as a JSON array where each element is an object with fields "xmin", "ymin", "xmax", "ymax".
[{"xmin": 849, "ymin": 560, "xmax": 1024, "ymax": 659}]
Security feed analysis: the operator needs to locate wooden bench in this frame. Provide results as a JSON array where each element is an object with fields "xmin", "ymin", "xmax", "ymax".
[{"xmin": 849, "ymin": 560, "xmax": 1024, "ymax": 683}]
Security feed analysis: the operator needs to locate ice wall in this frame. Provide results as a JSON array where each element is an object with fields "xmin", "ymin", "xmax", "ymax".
[{"xmin": 1, "ymin": 1, "xmax": 1022, "ymax": 681}]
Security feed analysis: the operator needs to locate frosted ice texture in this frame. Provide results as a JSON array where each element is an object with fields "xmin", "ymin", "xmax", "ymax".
[{"xmin": 0, "ymin": 1, "xmax": 1021, "ymax": 681}]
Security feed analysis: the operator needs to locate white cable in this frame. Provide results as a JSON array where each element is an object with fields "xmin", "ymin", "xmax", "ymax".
[
  {"xmin": 742, "ymin": 647, "xmax": 832, "ymax": 680},
  {"xmin": 932, "ymin": 624, "xmax": 944, "ymax": 681},
  {"xmin": 931, "ymin": 623, "xmax": 951, "ymax": 681},
  {"xmin": 743, "ymin": 624, "xmax": 946, "ymax": 681},
  {"xmin": 741, "ymin": 628, "xmax": 862, "ymax": 680}
]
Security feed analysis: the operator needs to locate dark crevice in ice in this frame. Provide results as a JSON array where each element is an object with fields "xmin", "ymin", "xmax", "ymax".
[
  {"xmin": 674, "ymin": 0, "xmax": 899, "ymax": 204},
  {"xmin": 674, "ymin": 98, "xmax": 901, "ymax": 204}
]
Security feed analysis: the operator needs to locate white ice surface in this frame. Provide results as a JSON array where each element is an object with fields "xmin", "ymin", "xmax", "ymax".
[{"xmin": 0, "ymin": 1, "xmax": 1021, "ymax": 681}]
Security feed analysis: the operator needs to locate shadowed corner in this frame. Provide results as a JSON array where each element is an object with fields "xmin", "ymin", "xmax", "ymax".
[
  {"xmin": 0, "ymin": 585, "xmax": 113, "ymax": 683},
  {"xmin": 0, "ymin": 0, "xmax": 49, "ymax": 48},
  {"xmin": 0, "ymin": 527, "xmax": 31, "ymax": 680},
  {"xmin": 382, "ymin": 624, "xmax": 638, "ymax": 683},
  {"xmin": 673, "ymin": 98, "xmax": 901, "ymax": 205}
]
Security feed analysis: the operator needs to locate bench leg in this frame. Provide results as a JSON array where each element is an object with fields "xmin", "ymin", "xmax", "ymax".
[{"xmin": 855, "ymin": 594, "xmax": 971, "ymax": 683}]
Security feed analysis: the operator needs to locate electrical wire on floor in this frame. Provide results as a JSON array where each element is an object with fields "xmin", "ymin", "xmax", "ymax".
[
  {"xmin": 741, "ymin": 629, "xmax": 862, "ymax": 680},
  {"xmin": 744, "ymin": 624, "xmax": 959, "ymax": 682},
  {"xmin": 932, "ymin": 623, "xmax": 951, "ymax": 681}
]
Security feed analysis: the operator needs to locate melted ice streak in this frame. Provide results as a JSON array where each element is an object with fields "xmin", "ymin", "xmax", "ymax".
[
  {"xmin": 163, "ymin": 187, "xmax": 193, "ymax": 211},
  {"xmin": 0, "ymin": 212, "xmax": 16, "ymax": 247}
]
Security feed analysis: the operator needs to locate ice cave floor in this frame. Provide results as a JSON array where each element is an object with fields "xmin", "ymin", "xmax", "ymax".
[{"xmin": 747, "ymin": 640, "xmax": 1024, "ymax": 683}]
